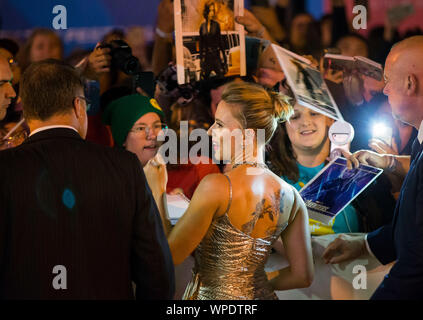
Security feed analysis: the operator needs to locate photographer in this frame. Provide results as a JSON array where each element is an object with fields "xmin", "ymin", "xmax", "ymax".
[{"xmin": 77, "ymin": 37, "xmax": 158, "ymax": 146}]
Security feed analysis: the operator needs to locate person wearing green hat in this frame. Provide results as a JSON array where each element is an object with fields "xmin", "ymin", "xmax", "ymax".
[{"xmin": 103, "ymin": 94, "xmax": 167, "ymax": 166}]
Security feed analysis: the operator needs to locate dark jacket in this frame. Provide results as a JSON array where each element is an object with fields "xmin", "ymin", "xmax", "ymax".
[
  {"xmin": 0, "ymin": 128, "xmax": 174, "ymax": 299},
  {"xmin": 368, "ymin": 139, "xmax": 423, "ymax": 299}
]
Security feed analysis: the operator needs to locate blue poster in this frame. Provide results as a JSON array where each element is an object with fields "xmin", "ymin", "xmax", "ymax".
[
  {"xmin": 299, "ymin": 157, "xmax": 382, "ymax": 224},
  {"xmin": 0, "ymin": 0, "xmax": 161, "ymax": 55}
]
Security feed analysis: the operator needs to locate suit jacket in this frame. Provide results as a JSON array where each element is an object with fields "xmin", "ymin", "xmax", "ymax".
[
  {"xmin": 0, "ymin": 128, "xmax": 175, "ymax": 299},
  {"xmin": 367, "ymin": 139, "xmax": 423, "ymax": 299}
]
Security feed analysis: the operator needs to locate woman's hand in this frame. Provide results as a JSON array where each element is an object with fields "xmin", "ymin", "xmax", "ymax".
[
  {"xmin": 235, "ymin": 9, "xmax": 263, "ymax": 35},
  {"xmin": 235, "ymin": 9, "xmax": 269, "ymax": 39},
  {"xmin": 143, "ymin": 153, "xmax": 168, "ymax": 195}
]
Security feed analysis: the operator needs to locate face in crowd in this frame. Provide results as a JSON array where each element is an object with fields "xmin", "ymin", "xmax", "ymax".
[
  {"xmin": 337, "ymin": 36, "xmax": 369, "ymax": 58},
  {"xmin": 0, "ymin": 58, "xmax": 16, "ymax": 120},
  {"xmin": 285, "ymin": 104, "xmax": 333, "ymax": 153},
  {"xmin": 383, "ymin": 37, "xmax": 423, "ymax": 127},
  {"xmin": 30, "ymin": 33, "xmax": 62, "ymax": 63},
  {"xmin": 124, "ymin": 112, "xmax": 163, "ymax": 166},
  {"xmin": 290, "ymin": 14, "xmax": 314, "ymax": 48},
  {"xmin": 0, "ymin": 47, "xmax": 20, "ymax": 86}
]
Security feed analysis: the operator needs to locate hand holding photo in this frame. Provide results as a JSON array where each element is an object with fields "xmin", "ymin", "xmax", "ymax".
[{"xmin": 174, "ymin": 0, "xmax": 246, "ymax": 84}]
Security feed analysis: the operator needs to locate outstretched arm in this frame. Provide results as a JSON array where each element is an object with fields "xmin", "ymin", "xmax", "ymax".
[
  {"xmin": 152, "ymin": 0, "xmax": 174, "ymax": 76},
  {"xmin": 340, "ymin": 148, "xmax": 410, "ymax": 192},
  {"xmin": 144, "ymin": 158, "xmax": 223, "ymax": 265},
  {"xmin": 167, "ymin": 174, "xmax": 223, "ymax": 265}
]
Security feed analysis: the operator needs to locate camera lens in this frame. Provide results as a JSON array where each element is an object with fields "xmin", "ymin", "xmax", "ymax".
[{"xmin": 123, "ymin": 58, "xmax": 141, "ymax": 75}]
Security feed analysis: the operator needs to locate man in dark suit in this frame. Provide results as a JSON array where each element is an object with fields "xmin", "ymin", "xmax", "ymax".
[
  {"xmin": 0, "ymin": 59, "xmax": 175, "ymax": 299},
  {"xmin": 322, "ymin": 36, "xmax": 423, "ymax": 299}
]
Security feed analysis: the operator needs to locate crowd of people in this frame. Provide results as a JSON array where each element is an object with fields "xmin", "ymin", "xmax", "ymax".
[{"xmin": 0, "ymin": 0, "xmax": 423, "ymax": 300}]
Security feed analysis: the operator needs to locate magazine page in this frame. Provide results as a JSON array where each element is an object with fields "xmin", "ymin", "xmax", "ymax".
[
  {"xmin": 323, "ymin": 53, "xmax": 356, "ymax": 72},
  {"xmin": 299, "ymin": 157, "xmax": 383, "ymax": 224},
  {"xmin": 272, "ymin": 44, "xmax": 344, "ymax": 121},
  {"xmin": 324, "ymin": 54, "xmax": 383, "ymax": 81},
  {"xmin": 174, "ymin": 0, "xmax": 246, "ymax": 85},
  {"xmin": 355, "ymin": 56, "xmax": 383, "ymax": 81}
]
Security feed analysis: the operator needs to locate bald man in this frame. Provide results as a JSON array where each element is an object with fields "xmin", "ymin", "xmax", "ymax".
[
  {"xmin": 322, "ymin": 36, "xmax": 423, "ymax": 299},
  {"xmin": 0, "ymin": 56, "xmax": 16, "ymax": 120}
]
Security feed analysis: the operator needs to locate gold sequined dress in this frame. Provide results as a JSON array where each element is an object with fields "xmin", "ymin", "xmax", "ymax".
[{"xmin": 182, "ymin": 175, "xmax": 288, "ymax": 300}]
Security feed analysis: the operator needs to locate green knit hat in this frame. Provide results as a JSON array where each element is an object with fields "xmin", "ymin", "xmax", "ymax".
[{"xmin": 102, "ymin": 94, "xmax": 165, "ymax": 147}]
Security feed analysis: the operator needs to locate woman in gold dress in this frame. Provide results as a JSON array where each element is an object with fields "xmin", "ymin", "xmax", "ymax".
[{"xmin": 144, "ymin": 82, "xmax": 314, "ymax": 300}]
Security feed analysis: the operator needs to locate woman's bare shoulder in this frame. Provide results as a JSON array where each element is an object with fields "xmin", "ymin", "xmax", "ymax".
[{"xmin": 194, "ymin": 172, "xmax": 229, "ymax": 195}]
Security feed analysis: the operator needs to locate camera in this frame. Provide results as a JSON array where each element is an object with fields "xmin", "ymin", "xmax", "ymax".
[
  {"xmin": 156, "ymin": 63, "xmax": 196, "ymax": 105},
  {"xmin": 99, "ymin": 39, "xmax": 155, "ymax": 96},
  {"xmin": 99, "ymin": 39, "xmax": 141, "ymax": 75}
]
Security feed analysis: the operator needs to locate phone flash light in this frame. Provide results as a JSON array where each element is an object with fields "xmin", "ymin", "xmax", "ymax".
[{"xmin": 372, "ymin": 122, "xmax": 392, "ymax": 145}]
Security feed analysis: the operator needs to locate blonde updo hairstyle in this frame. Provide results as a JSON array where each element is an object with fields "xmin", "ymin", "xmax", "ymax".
[{"xmin": 221, "ymin": 82, "xmax": 293, "ymax": 144}]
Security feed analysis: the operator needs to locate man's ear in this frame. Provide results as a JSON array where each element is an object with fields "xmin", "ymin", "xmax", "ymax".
[
  {"xmin": 73, "ymin": 97, "xmax": 85, "ymax": 120},
  {"xmin": 406, "ymin": 74, "xmax": 418, "ymax": 96}
]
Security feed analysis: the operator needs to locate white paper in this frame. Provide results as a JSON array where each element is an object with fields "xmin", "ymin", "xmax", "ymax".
[
  {"xmin": 261, "ymin": 43, "xmax": 343, "ymax": 121},
  {"xmin": 167, "ymin": 193, "xmax": 190, "ymax": 225}
]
